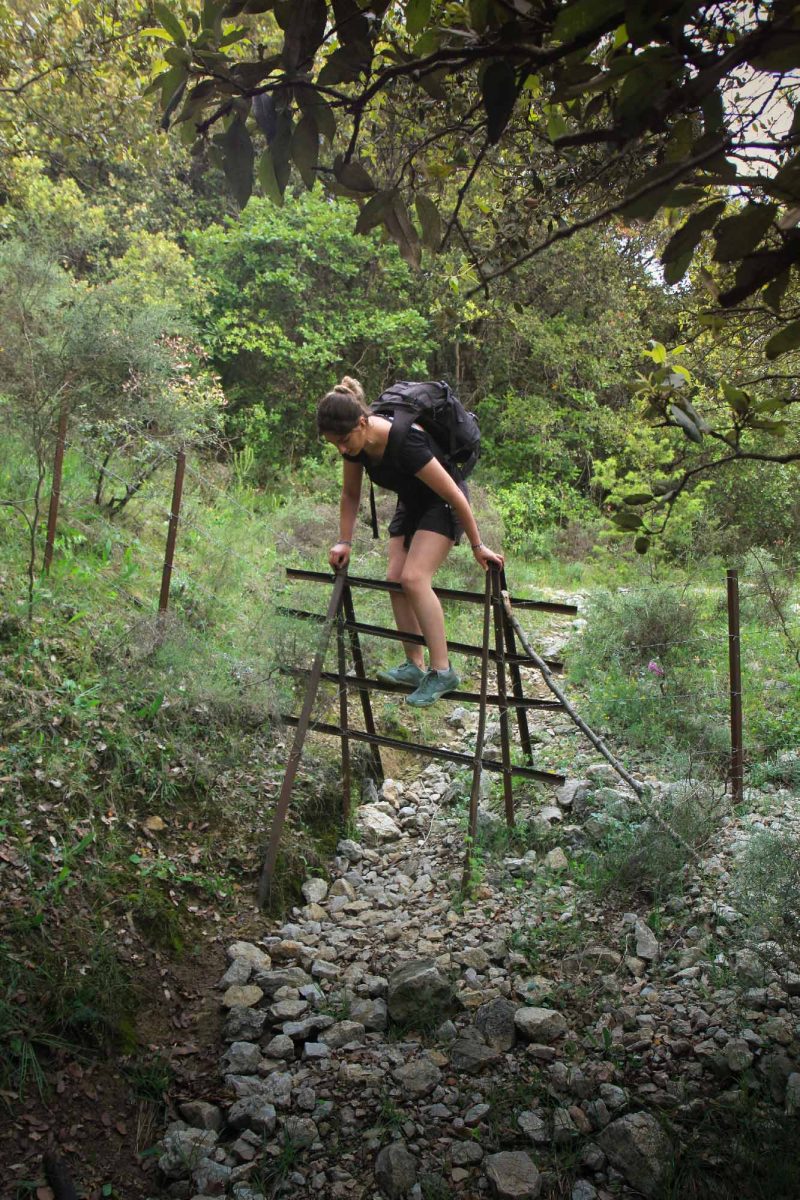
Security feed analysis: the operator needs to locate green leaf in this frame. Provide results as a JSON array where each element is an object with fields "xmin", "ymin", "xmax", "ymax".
[
  {"xmin": 333, "ymin": 154, "xmax": 376, "ymax": 194},
  {"xmin": 415, "ymin": 193, "xmax": 443, "ymax": 251},
  {"xmin": 257, "ymin": 148, "xmax": 284, "ymax": 205},
  {"xmin": 406, "ymin": 0, "xmax": 432, "ymax": 38},
  {"xmin": 482, "ymin": 60, "xmax": 517, "ymax": 145},
  {"xmin": 634, "ymin": 535, "xmax": 650, "ymax": 554},
  {"xmin": 153, "ymin": 2, "xmax": 187, "ymax": 45},
  {"xmin": 765, "ymin": 319, "xmax": 800, "ymax": 360},
  {"xmin": 291, "ymin": 113, "xmax": 319, "ymax": 189},
  {"xmin": 722, "ymin": 383, "xmax": 750, "ymax": 415},
  {"xmin": 295, "ymin": 86, "xmax": 336, "ymax": 144},
  {"xmin": 660, "ymin": 201, "xmax": 726, "ymax": 283},
  {"xmin": 713, "ymin": 203, "xmax": 777, "ymax": 262},
  {"xmin": 354, "ymin": 188, "xmax": 396, "ymax": 234},
  {"xmin": 669, "ymin": 404, "xmax": 703, "ymax": 443},
  {"xmin": 468, "ymin": 0, "xmax": 489, "ymax": 32},
  {"xmin": 384, "ymin": 194, "xmax": 421, "ymax": 269},
  {"xmin": 140, "ymin": 27, "xmax": 175, "ymax": 41},
  {"xmin": 553, "ymin": 0, "xmax": 624, "ymax": 42},
  {"xmin": 220, "ymin": 115, "xmax": 254, "ymax": 208},
  {"xmin": 623, "ymin": 492, "xmax": 654, "ymax": 505},
  {"xmin": 612, "ymin": 511, "xmax": 644, "ymax": 530},
  {"xmin": 763, "ymin": 269, "xmax": 790, "ymax": 312}
]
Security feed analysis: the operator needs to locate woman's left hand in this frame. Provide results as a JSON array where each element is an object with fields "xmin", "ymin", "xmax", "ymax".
[{"xmin": 473, "ymin": 543, "xmax": 504, "ymax": 571}]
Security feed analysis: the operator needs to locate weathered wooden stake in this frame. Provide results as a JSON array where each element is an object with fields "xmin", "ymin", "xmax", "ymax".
[
  {"xmin": 43, "ymin": 404, "xmax": 69, "ymax": 574},
  {"xmin": 158, "ymin": 450, "xmax": 186, "ymax": 615},
  {"xmin": 727, "ymin": 568, "xmax": 744, "ymax": 807}
]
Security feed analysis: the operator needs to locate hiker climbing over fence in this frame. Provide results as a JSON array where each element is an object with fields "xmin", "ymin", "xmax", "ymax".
[{"xmin": 317, "ymin": 375, "xmax": 504, "ymax": 708}]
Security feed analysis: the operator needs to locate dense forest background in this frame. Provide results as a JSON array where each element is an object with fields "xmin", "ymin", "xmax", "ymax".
[{"xmin": 2, "ymin": 3, "xmax": 800, "ymax": 1198}]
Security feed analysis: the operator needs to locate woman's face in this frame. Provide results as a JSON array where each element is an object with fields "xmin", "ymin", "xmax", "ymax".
[{"xmin": 324, "ymin": 416, "xmax": 368, "ymax": 457}]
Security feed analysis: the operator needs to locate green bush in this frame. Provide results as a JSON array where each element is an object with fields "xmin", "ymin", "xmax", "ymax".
[{"xmin": 733, "ymin": 829, "xmax": 800, "ymax": 957}]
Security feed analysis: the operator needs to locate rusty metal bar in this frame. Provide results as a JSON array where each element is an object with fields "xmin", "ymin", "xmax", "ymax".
[
  {"xmin": 286, "ymin": 567, "xmax": 579, "ymax": 614},
  {"xmin": 337, "ymin": 607, "xmax": 351, "ymax": 823},
  {"xmin": 500, "ymin": 566, "xmax": 534, "ymax": 762},
  {"xmin": 278, "ymin": 607, "xmax": 565, "ymax": 673},
  {"xmin": 282, "ymin": 667, "xmax": 562, "ymax": 711},
  {"xmin": 342, "ymin": 585, "xmax": 383, "ymax": 781},
  {"xmin": 281, "ymin": 714, "xmax": 565, "ymax": 784},
  {"xmin": 727, "ymin": 568, "xmax": 744, "ymax": 807},
  {"xmin": 464, "ymin": 571, "xmax": 495, "ymax": 889},
  {"xmin": 158, "ymin": 450, "xmax": 186, "ymax": 615},
  {"xmin": 492, "ymin": 569, "xmax": 515, "ymax": 828},
  {"xmin": 258, "ymin": 570, "xmax": 348, "ymax": 906},
  {"xmin": 43, "ymin": 404, "xmax": 69, "ymax": 574}
]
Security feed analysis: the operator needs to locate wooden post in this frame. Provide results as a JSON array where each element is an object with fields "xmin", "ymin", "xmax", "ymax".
[
  {"xmin": 337, "ymin": 606, "xmax": 352, "ymax": 823},
  {"xmin": 727, "ymin": 568, "xmax": 744, "ymax": 806},
  {"xmin": 158, "ymin": 450, "xmax": 186, "ymax": 615},
  {"xmin": 342, "ymin": 584, "xmax": 384, "ymax": 782},
  {"xmin": 43, "ymin": 404, "xmax": 69, "ymax": 574},
  {"xmin": 258, "ymin": 570, "xmax": 348, "ymax": 906},
  {"xmin": 500, "ymin": 566, "xmax": 534, "ymax": 762},
  {"xmin": 463, "ymin": 571, "xmax": 494, "ymax": 890},
  {"xmin": 492, "ymin": 569, "xmax": 515, "ymax": 828}
]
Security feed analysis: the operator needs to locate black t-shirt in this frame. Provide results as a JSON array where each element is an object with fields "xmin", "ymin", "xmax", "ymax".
[{"xmin": 344, "ymin": 424, "xmax": 449, "ymax": 510}]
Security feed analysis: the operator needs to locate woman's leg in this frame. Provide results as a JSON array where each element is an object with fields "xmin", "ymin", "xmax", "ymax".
[
  {"xmin": 399, "ymin": 530, "xmax": 453, "ymax": 671},
  {"xmin": 386, "ymin": 536, "xmax": 425, "ymax": 667}
]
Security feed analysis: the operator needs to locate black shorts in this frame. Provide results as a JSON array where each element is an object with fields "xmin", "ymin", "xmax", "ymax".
[{"xmin": 388, "ymin": 484, "xmax": 468, "ymax": 549}]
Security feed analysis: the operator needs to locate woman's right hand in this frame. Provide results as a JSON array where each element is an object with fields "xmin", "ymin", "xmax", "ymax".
[{"xmin": 329, "ymin": 542, "xmax": 351, "ymax": 570}]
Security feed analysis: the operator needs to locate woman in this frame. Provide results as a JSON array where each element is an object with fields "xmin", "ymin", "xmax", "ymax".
[{"xmin": 317, "ymin": 376, "xmax": 504, "ymax": 707}]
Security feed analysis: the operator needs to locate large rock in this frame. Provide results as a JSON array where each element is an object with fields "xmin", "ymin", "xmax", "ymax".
[
  {"xmin": 226, "ymin": 941, "xmax": 272, "ymax": 971},
  {"xmin": 634, "ymin": 920, "xmax": 659, "ymax": 961},
  {"xmin": 357, "ymin": 804, "xmax": 402, "ymax": 846},
  {"xmin": 485, "ymin": 1151, "xmax": 541, "ymax": 1198},
  {"xmin": 597, "ymin": 1112, "xmax": 672, "ymax": 1198},
  {"xmin": 226, "ymin": 1098, "xmax": 277, "ymax": 1135},
  {"xmin": 476, "ymin": 997, "xmax": 518, "ymax": 1050},
  {"xmin": 159, "ymin": 1126, "xmax": 218, "ymax": 1179},
  {"xmin": 301, "ymin": 877, "xmax": 329, "ymax": 904},
  {"xmin": 449, "ymin": 1039, "xmax": 503, "ymax": 1074},
  {"xmin": 374, "ymin": 1143, "xmax": 418, "ymax": 1197},
  {"xmin": 514, "ymin": 1007, "xmax": 568, "ymax": 1043},
  {"xmin": 387, "ymin": 960, "xmax": 459, "ymax": 1026},
  {"xmin": 393, "ymin": 1056, "xmax": 442, "ymax": 1097}
]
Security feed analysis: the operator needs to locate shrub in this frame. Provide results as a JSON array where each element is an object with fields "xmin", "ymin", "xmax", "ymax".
[{"xmin": 733, "ymin": 830, "xmax": 800, "ymax": 958}]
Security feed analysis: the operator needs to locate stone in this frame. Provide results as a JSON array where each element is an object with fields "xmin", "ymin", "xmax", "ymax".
[
  {"xmin": 222, "ymin": 985, "xmax": 263, "ymax": 1010},
  {"xmin": 159, "ymin": 1127, "xmax": 218, "ymax": 1179},
  {"xmin": 258, "ymin": 1071, "xmax": 293, "ymax": 1109},
  {"xmin": 785, "ymin": 1073, "xmax": 800, "ymax": 1116},
  {"xmin": 374, "ymin": 1143, "xmax": 419, "ymax": 1198},
  {"xmin": 485, "ymin": 1151, "xmax": 541, "ymax": 1198},
  {"xmin": 329, "ymin": 878, "xmax": 356, "ymax": 900},
  {"xmin": 393, "ymin": 1057, "xmax": 442, "ymax": 1097},
  {"xmin": 725, "ymin": 1039, "xmax": 754, "ymax": 1073},
  {"xmin": 449, "ymin": 1039, "xmax": 503, "ymax": 1074},
  {"xmin": 301, "ymin": 878, "xmax": 329, "ymax": 904},
  {"xmin": 264, "ymin": 1034, "xmax": 295, "ymax": 1061},
  {"xmin": 517, "ymin": 1111, "xmax": 548, "ymax": 1145},
  {"xmin": 282, "ymin": 1014, "xmax": 334, "ymax": 1041},
  {"xmin": 226, "ymin": 1098, "xmax": 277, "ymax": 1135},
  {"xmin": 192, "ymin": 1161, "xmax": 231, "ymax": 1195},
  {"xmin": 221, "ymin": 1042, "xmax": 263, "ymax": 1075},
  {"xmin": 358, "ymin": 804, "xmax": 402, "ymax": 846},
  {"xmin": 283, "ymin": 1116, "xmax": 318, "ymax": 1148},
  {"xmin": 514, "ymin": 1007, "xmax": 568, "ymax": 1043},
  {"xmin": 320, "ymin": 1020, "xmax": 367, "ymax": 1049},
  {"xmin": 178, "ymin": 1102, "xmax": 224, "ymax": 1132},
  {"xmin": 634, "ymin": 920, "xmax": 659, "ymax": 961},
  {"xmin": 223, "ymin": 1007, "xmax": 268, "ymax": 1042},
  {"xmin": 387, "ymin": 959, "xmax": 459, "ymax": 1025},
  {"xmin": 544, "ymin": 847, "xmax": 568, "ymax": 871},
  {"xmin": 219, "ymin": 959, "xmax": 252, "ymax": 988},
  {"xmin": 476, "ymin": 997, "xmax": 518, "ymax": 1051},
  {"xmin": 571, "ymin": 1181, "xmax": 598, "ymax": 1200},
  {"xmin": 597, "ymin": 1112, "xmax": 672, "ymax": 1198},
  {"xmin": 447, "ymin": 707, "xmax": 468, "ymax": 729},
  {"xmin": 226, "ymin": 942, "xmax": 272, "ymax": 971},
  {"xmin": 336, "ymin": 838, "xmax": 363, "ymax": 862},
  {"xmin": 350, "ymin": 997, "xmax": 388, "ymax": 1031},
  {"xmin": 452, "ymin": 1141, "xmax": 484, "ymax": 1165}
]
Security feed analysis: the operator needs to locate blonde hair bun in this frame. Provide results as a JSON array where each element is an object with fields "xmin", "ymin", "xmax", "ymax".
[{"xmin": 337, "ymin": 375, "xmax": 365, "ymax": 404}]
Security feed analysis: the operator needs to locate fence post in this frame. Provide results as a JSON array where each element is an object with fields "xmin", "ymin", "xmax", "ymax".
[
  {"xmin": 43, "ymin": 404, "xmax": 69, "ymax": 574},
  {"xmin": 726, "ymin": 568, "xmax": 744, "ymax": 806},
  {"xmin": 158, "ymin": 450, "xmax": 186, "ymax": 616}
]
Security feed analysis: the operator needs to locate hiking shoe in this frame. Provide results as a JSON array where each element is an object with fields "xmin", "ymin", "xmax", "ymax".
[
  {"xmin": 377, "ymin": 660, "xmax": 425, "ymax": 687},
  {"xmin": 405, "ymin": 667, "xmax": 460, "ymax": 707}
]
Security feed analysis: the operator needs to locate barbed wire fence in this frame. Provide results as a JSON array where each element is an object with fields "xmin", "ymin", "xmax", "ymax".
[{"xmin": 4, "ymin": 411, "xmax": 799, "ymax": 821}]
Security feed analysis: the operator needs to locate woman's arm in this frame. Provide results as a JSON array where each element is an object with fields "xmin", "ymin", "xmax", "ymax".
[
  {"xmin": 414, "ymin": 458, "xmax": 504, "ymax": 569},
  {"xmin": 329, "ymin": 459, "xmax": 363, "ymax": 569}
]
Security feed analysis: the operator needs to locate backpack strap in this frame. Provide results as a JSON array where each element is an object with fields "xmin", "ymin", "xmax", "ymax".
[{"xmin": 369, "ymin": 479, "xmax": 379, "ymax": 539}]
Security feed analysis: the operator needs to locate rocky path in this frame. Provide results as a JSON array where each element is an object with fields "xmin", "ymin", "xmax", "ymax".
[{"xmin": 154, "ymin": 723, "xmax": 800, "ymax": 1200}]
